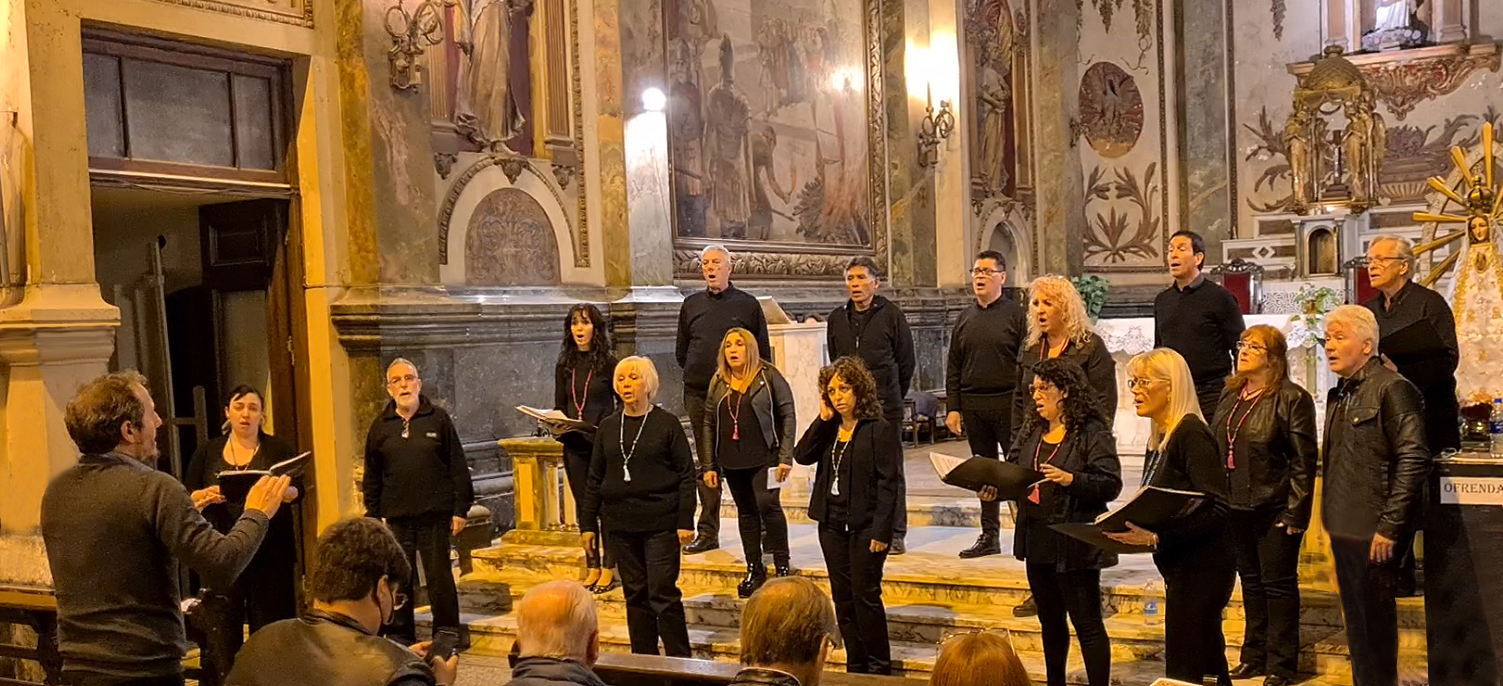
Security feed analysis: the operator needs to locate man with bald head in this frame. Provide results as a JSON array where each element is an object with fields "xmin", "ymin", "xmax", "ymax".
[
  {"xmin": 730, "ymin": 577, "xmax": 838, "ymax": 686},
  {"xmin": 504, "ymin": 581, "xmax": 606, "ymax": 686}
]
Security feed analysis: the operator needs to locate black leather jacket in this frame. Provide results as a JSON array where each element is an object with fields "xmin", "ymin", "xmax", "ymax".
[
  {"xmin": 226, "ymin": 609, "xmax": 434, "ymax": 686},
  {"xmin": 1322, "ymin": 358, "xmax": 1431, "ymax": 541},
  {"xmin": 728, "ymin": 667, "xmax": 803, "ymax": 686},
  {"xmin": 1210, "ymin": 380, "xmax": 1318, "ymax": 527},
  {"xmin": 701, "ymin": 365, "xmax": 797, "ymax": 471}
]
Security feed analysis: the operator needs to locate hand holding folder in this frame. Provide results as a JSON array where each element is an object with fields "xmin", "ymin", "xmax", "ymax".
[
  {"xmin": 1049, "ymin": 485, "xmax": 1207, "ymax": 554},
  {"xmin": 216, "ymin": 451, "xmax": 310, "ymax": 502},
  {"xmin": 928, "ymin": 452, "xmax": 1045, "ymax": 501}
]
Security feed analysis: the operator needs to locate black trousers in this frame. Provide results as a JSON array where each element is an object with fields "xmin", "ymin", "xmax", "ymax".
[
  {"xmin": 1158, "ymin": 550, "xmax": 1236, "ymax": 685},
  {"xmin": 961, "ymin": 400, "xmax": 1012, "ymax": 536},
  {"xmin": 882, "ymin": 412, "xmax": 908, "ymax": 540},
  {"xmin": 724, "ymin": 465, "xmax": 790, "ymax": 565},
  {"xmin": 564, "ymin": 446, "xmax": 615, "ymax": 569},
  {"xmin": 386, "ymin": 513, "xmax": 460, "ymax": 640},
  {"xmin": 609, "ymin": 529, "xmax": 692, "ymax": 657},
  {"xmin": 68, "ymin": 675, "xmax": 185, "ymax": 686},
  {"xmin": 1026, "ymin": 565, "xmax": 1110, "ymax": 686},
  {"xmin": 818, "ymin": 522, "xmax": 891, "ymax": 675},
  {"xmin": 1332, "ymin": 534, "xmax": 1400, "ymax": 686},
  {"xmin": 684, "ymin": 392, "xmax": 721, "ymax": 540},
  {"xmin": 1194, "ymin": 381, "xmax": 1223, "ymax": 424},
  {"xmin": 199, "ymin": 552, "xmax": 298, "ymax": 682},
  {"xmin": 1228, "ymin": 506, "xmax": 1303, "ymax": 679}
]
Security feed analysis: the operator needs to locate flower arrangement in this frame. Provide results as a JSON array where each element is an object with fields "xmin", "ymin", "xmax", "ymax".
[
  {"xmin": 1289, "ymin": 284, "xmax": 1342, "ymax": 343},
  {"xmin": 1071, "ymin": 275, "xmax": 1110, "ymax": 322}
]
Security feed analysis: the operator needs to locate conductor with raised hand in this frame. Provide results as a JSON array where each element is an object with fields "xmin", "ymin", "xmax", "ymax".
[{"xmin": 42, "ymin": 371, "xmax": 293, "ymax": 686}]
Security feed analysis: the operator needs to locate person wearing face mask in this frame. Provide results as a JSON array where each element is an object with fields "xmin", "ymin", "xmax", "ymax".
[
  {"xmin": 226, "ymin": 517, "xmax": 460, "ymax": 686},
  {"xmin": 42, "ymin": 372, "xmax": 292, "ymax": 686},
  {"xmin": 1154, "ymin": 230, "xmax": 1246, "ymax": 419},
  {"xmin": 1320, "ymin": 305, "xmax": 1428, "ymax": 686},
  {"xmin": 826, "ymin": 256, "xmax": 915, "ymax": 554},
  {"xmin": 676, "ymin": 245, "xmax": 773, "ymax": 554},
  {"xmin": 1107, "ymin": 348, "xmax": 1233, "ymax": 686},
  {"xmin": 945, "ymin": 250, "xmax": 1027, "ymax": 559},
  {"xmin": 1012, "ymin": 275, "xmax": 1116, "ymax": 438},
  {"xmin": 363, "ymin": 359, "xmax": 475, "ymax": 645},
  {"xmin": 545, "ymin": 304, "xmax": 620, "ymax": 593},
  {"xmin": 794, "ymin": 357, "xmax": 901, "ymax": 675},
  {"xmin": 578, "ymin": 357, "xmax": 697, "ymax": 657},
  {"xmin": 700, "ymin": 328, "xmax": 797, "ymax": 597},
  {"xmin": 1212, "ymin": 326, "xmax": 1317, "ymax": 686},
  {"xmin": 183, "ymin": 385, "xmax": 303, "ymax": 680}
]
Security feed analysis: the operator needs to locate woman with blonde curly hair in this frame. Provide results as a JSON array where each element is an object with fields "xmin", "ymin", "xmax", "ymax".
[
  {"xmin": 793, "ymin": 356, "xmax": 900, "ymax": 674},
  {"xmin": 1012, "ymin": 275, "xmax": 1117, "ymax": 437}
]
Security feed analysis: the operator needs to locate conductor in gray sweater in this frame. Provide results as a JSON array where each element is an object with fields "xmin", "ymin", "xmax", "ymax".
[{"xmin": 41, "ymin": 371, "xmax": 292, "ymax": 686}]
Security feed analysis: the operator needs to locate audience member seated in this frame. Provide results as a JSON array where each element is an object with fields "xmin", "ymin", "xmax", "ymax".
[
  {"xmin": 930, "ymin": 631, "xmax": 1030, "ymax": 686},
  {"xmin": 226, "ymin": 518, "xmax": 459, "ymax": 686},
  {"xmin": 504, "ymin": 580, "xmax": 607, "ymax": 686},
  {"xmin": 731, "ymin": 577, "xmax": 839, "ymax": 686}
]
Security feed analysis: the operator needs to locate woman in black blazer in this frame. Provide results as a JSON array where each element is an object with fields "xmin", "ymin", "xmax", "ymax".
[
  {"xmin": 1012, "ymin": 275, "xmax": 1118, "ymax": 437},
  {"xmin": 546, "ymin": 304, "xmax": 620, "ymax": 592},
  {"xmin": 793, "ymin": 356, "xmax": 901, "ymax": 675},
  {"xmin": 184, "ymin": 385, "xmax": 301, "ymax": 679},
  {"xmin": 699, "ymin": 327, "xmax": 797, "ymax": 597},
  {"xmin": 998, "ymin": 358, "xmax": 1121, "ymax": 686},
  {"xmin": 1110, "ymin": 348, "xmax": 1234, "ymax": 686}
]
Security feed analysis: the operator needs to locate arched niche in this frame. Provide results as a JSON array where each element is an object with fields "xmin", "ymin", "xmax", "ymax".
[{"xmin": 464, "ymin": 188, "xmax": 561, "ymax": 286}]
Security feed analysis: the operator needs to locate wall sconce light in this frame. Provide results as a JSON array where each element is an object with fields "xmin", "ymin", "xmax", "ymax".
[
  {"xmin": 385, "ymin": 0, "xmax": 446, "ymax": 91},
  {"xmin": 917, "ymin": 99, "xmax": 955, "ymax": 168},
  {"xmin": 641, "ymin": 87, "xmax": 667, "ymax": 113}
]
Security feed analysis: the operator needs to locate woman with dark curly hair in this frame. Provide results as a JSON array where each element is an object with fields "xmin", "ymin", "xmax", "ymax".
[
  {"xmin": 546, "ymin": 304, "xmax": 620, "ymax": 592},
  {"xmin": 793, "ymin": 356, "xmax": 900, "ymax": 674},
  {"xmin": 995, "ymin": 358, "xmax": 1121, "ymax": 686}
]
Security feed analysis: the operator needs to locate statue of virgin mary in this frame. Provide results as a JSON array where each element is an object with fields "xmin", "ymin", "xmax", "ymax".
[
  {"xmin": 1446, "ymin": 185, "xmax": 1503, "ymax": 407},
  {"xmin": 1372, "ymin": 0, "xmax": 1417, "ymax": 32}
]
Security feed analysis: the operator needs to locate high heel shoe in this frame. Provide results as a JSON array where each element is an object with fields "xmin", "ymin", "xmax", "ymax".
[
  {"xmin": 736, "ymin": 563, "xmax": 767, "ymax": 599},
  {"xmin": 590, "ymin": 570, "xmax": 619, "ymax": 594}
]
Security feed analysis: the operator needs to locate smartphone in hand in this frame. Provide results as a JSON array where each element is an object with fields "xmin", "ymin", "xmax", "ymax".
[{"xmin": 429, "ymin": 628, "xmax": 460, "ymax": 663}]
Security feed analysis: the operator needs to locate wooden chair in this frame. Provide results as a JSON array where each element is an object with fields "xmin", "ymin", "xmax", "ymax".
[{"xmin": 1210, "ymin": 258, "xmax": 1265, "ymax": 314}]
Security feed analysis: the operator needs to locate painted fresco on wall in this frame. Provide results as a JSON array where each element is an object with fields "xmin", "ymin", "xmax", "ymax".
[
  {"xmin": 965, "ymin": 0, "xmax": 1025, "ymax": 198},
  {"xmin": 1077, "ymin": 0, "xmax": 1168, "ymax": 273},
  {"xmin": 666, "ymin": 0, "xmax": 874, "ymax": 249}
]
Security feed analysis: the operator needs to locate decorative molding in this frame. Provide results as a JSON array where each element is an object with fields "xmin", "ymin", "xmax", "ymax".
[
  {"xmin": 435, "ymin": 152, "xmax": 459, "ymax": 179},
  {"xmin": 1289, "ymin": 42, "xmax": 1501, "ymax": 122},
  {"xmin": 673, "ymin": 250, "xmax": 856, "ymax": 279},
  {"xmin": 438, "ymin": 154, "xmax": 573, "ymax": 264},
  {"xmin": 146, "ymin": 0, "xmax": 313, "ymax": 27},
  {"xmin": 499, "ymin": 156, "xmax": 530, "ymax": 184},
  {"xmin": 568, "ymin": 0, "xmax": 589, "ymax": 268}
]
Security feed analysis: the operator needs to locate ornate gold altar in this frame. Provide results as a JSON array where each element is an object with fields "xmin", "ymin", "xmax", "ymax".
[{"xmin": 1284, "ymin": 45, "xmax": 1388, "ymax": 214}]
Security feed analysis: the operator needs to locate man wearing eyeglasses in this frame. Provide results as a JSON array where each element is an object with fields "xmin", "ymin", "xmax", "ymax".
[
  {"xmin": 945, "ymin": 250, "xmax": 1027, "ymax": 559},
  {"xmin": 363, "ymin": 358, "xmax": 475, "ymax": 645},
  {"xmin": 1153, "ymin": 230, "xmax": 1246, "ymax": 419}
]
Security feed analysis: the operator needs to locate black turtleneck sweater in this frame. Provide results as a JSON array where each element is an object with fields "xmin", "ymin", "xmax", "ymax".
[
  {"xmin": 676, "ymin": 284, "xmax": 772, "ymax": 395},
  {"xmin": 945, "ymin": 295, "xmax": 1027, "ymax": 410}
]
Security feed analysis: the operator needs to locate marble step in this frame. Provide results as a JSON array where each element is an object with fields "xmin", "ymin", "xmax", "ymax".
[{"xmin": 718, "ymin": 491, "xmax": 992, "ymax": 529}]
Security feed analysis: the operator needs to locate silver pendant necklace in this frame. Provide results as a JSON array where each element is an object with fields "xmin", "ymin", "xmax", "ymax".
[
  {"xmin": 620, "ymin": 410, "xmax": 650, "ymax": 482},
  {"xmin": 830, "ymin": 437, "xmax": 851, "ymax": 496}
]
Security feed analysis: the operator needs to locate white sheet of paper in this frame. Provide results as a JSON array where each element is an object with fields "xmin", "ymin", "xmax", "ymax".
[{"xmin": 768, "ymin": 466, "xmax": 792, "ymax": 489}]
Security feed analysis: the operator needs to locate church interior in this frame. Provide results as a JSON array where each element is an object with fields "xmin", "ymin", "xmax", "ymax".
[{"xmin": 2, "ymin": 0, "xmax": 1503, "ymax": 683}]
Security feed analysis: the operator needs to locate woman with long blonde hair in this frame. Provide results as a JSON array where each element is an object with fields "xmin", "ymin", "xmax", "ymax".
[
  {"xmin": 699, "ymin": 328, "xmax": 797, "ymax": 597},
  {"xmin": 1213, "ymin": 325, "xmax": 1317, "ymax": 686},
  {"xmin": 1012, "ymin": 275, "xmax": 1117, "ymax": 437},
  {"xmin": 1108, "ymin": 348, "xmax": 1234, "ymax": 686}
]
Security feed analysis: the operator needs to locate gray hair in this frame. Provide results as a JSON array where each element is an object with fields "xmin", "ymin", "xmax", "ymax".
[
  {"xmin": 700, "ymin": 244, "xmax": 731, "ymax": 261},
  {"xmin": 614, "ymin": 356, "xmax": 661, "ymax": 400},
  {"xmin": 1370, "ymin": 234, "xmax": 1415, "ymax": 271},
  {"xmin": 386, "ymin": 358, "xmax": 418, "ymax": 377},
  {"xmin": 516, "ymin": 580, "xmax": 598, "ymax": 660},
  {"xmin": 1325, "ymin": 304, "xmax": 1380, "ymax": 351},
  {"xmin": 739, "ymin": 576, "xmax": 838, "ymax": 667}
]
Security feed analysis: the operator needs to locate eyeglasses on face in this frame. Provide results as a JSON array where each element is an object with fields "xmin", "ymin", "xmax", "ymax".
[
  {"xmin": 387, "ymin": 374, "xmax": 419, "ymax": 386},
  {"xmin": 1236, "ymin": 341, "xmax": 1268, "ymax": 353},
  {"xmin": 1126, "ymin": 377, "xmax": 1165, "ymax": 390},
  {"xmin": 970, "ymin": 268, "xmax": 1002, "ymax": 276}
]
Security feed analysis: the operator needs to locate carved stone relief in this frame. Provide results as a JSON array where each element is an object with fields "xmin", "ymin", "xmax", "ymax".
[
  {"xmin": 464, "ymin": 188, "xmax": 561, "ymax": 285},
  {"xmin": 1078, "ymin": 62, "xmax": 1143, "ymax": 159}
]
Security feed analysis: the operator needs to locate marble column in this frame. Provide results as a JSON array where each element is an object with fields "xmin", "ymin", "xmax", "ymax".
[
  {"xmin": 1030, "ymin": 0, "xmax": 1086, "ymax": 275},
  {"xmin": 888, "ymin": 0, "xmax": 939, "ymax": 289},
  {"xmin": 1431, "ymin": 0, "xmax": 1469, "ymax": 44},
  {"xmin": 1176, "ymin": 0, "xmax": 1236, "ymax": 253}
]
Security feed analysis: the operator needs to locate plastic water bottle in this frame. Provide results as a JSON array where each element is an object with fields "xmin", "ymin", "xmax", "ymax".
[
  {"xmin": 1491, "ymin": 398, "xmax": 1503, "ymax": 459},
  {"xmin": 1143, "ymin": 579, "xmax": 1162, "ymax": 626}
]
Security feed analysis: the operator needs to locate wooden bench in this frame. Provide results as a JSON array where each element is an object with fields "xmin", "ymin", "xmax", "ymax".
[
  {"xmin": 0, "ymin": 586, "xmax": 61, "ymax": 686},
  {"xmin": 593, "ymin": 654, "xmax": 929, "ymax": 686}
]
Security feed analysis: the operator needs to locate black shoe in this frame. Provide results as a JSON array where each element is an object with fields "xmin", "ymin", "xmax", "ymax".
[
  {"xmin": 737, "ymin": 564, "xmax": 767, "ymax": 598},
  {"xmin": 683, "ymin": 536, "xmax": 719, "ymax": 554},
  {"xmin": 1229, "ymin": 663, "xmax": 1266, "ymax": 679},
  {"xmin": 1011, "ymin": 594, "xmax": 1037, "ymax": 617},
  {"xmin": 889, "ymin": 538, "xmax": 906, "ymax": 555},
  {"xmin": 958, "ymin": 534, "xmax": 1000, "ymax": 559},
  {"xmin": 773, "ymin": 559, "xmax": 793, "ymax": 578},
  {"xmin": 1262, "ymin": 676, "xmax": 1293, "ymax": 686}
]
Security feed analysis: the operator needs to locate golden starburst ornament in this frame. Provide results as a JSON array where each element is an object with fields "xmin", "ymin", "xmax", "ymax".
[{"xmin": 1414, "ymin": 122, "xmax": 1503, "ymax": 287}]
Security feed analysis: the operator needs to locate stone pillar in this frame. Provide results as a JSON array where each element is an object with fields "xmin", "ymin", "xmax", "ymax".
[
  {"xmin": 1431, "ymin": 0, "xmax": 1469, "ymax": 44},
  {"xmin": 929, "ymin": 0, "xmax": 969, "ymax": 289},
  {"xmin": 1030, "ymin": 0, "xmax": 1086, "ymax": 275},
  {"xmin": 888, "ymin": 0, "xmax": 939, "ymax": 289},
  {"xmin": 1176, "ymin": 0, "xmax": 1236, "ymax": 252}
]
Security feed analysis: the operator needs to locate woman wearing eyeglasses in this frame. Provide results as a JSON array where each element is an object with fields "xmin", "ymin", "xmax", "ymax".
[
  {"xmin": 578, "ymin": 357, "xmax": 696, "ymax": 657},
  {"xmin": 1212, "ymin": 326, "xmax": 1317, "ymax": 686},
  {"xmin": 546, "ymin": 304, "xmax": 620, "ymax": 593},
  {"xmin": 699, "ymin": 328, "xmax": 797, "ymax": 598},
  {"xmin": 1012, "ymin": 275, "xmax": 1118, "ymax": 438},
  {"xmin": 794, "ymin": 356, "xmax": 901, "ymax": 675},
  {"xmin": 992, "ymin": 358, "xmax": 1120, "ymax": 686},
  {"xmin": 1108, "ymin": 348, "xmax": 1234, "ymax": 686}
]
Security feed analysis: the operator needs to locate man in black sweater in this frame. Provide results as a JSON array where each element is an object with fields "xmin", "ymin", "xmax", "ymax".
[
  {"xmin": 827, "ymin": 256, "xmax": 915, "ymax": 554},
  {"xmin": 363, "ymin": 358, "xmax": 475, "ymax": 644},
  {"xmin": 675, "ymin": 245, "xmax": 772, "ymax": 553},
  {"xmin": 945, "ymin": 250, "xmax": 1027, "ymax": 558},
  {"xmin": 1154, "ymin": 230, "xmax": 1245, "ymax": 418},
  {"xmin": 42, "ymin": 371, "xmax": 291, "ymax": 686}
]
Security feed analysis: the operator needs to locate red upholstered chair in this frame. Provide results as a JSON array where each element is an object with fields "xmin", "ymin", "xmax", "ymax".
[
  {"xmin": 1210, "ymin": 258, "xmax": 1264, "ymax": 314},
  {"xmin": 1345, "ymin": 257, "xmax": 1378, "ymax": 304}
]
